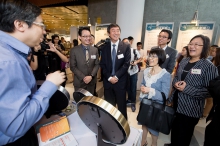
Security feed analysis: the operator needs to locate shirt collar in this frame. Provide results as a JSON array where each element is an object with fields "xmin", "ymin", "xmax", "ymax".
[
  {"xmin": 159, "ymin": 45, "xmax": 168, "ymax": 51},
  {"xmin": 81, "ymin": 44, "xmax": 90, "ymax": 50},
  {"xmin": 111, "ymin": 40, "xmax": 119, "ymax": 47},
  {"xmin": 0, "ymin": 30, "xmax": 30, "ymax": 55}
]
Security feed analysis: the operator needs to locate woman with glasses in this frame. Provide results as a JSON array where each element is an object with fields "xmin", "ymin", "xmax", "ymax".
[
  {"xmin": 138, "ymin": 48, "xmax": 171, "ymax": 146},
  {"xmin": 164, "ymin": 35, "xmax": 218, "ymax": 146}
]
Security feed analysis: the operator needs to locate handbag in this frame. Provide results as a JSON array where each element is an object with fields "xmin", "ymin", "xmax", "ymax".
[{"xmin": 137, "ymin": 92, "xmax": 175, "ymax": 135}]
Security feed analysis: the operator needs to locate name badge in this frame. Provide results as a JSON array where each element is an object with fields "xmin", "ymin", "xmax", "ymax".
[
  {"xmin": 118, "ymin": 54, "xmax": 124, "ymax": 59},
  {"xmin": 191, "ymin": 69, "xmax": 201, "ymax": 74},
  {"xmin": 166, "ymin": 54, "xmax": 169, "ymax": 58},
  {"xmin": 91, "ymin": 55, "xmax": 96, "ymax": 59}
]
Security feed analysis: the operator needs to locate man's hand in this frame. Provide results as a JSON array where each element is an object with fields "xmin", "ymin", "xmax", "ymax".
[
  {"xmin": 83, "ymin": 76, "xmax": 92, "ymax": 84},
  {"xmin": 46, "ymin": 71, "xmax": 66, "ymax": 86},
  {"xmin": 110, "ymin": 76, "xmax": 118, "ymax": 84}
]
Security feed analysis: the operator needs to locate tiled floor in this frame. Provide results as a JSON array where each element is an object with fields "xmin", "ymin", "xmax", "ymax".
[{"xmin": 65, "ymin": 80, "xmax": 208, "ymax": 146}]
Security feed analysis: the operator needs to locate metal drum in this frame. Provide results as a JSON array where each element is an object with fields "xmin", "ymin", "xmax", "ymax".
[{"xmin": 77, "ymin": 96, "xmax": 130, "ymax": 145}]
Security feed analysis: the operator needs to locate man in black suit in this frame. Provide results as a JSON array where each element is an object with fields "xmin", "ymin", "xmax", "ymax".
[
  {"xmin": 152, "ymin": 29, "xmax": 177, "ymax": 73},
  {"xmin": 100, "ymin": 24, "xmax": 131, "ymax": 119}
]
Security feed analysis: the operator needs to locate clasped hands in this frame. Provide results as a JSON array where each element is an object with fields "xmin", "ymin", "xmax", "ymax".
[
  {"xmin": 83, "ymin": 76, "xmax": 92, "ymax": 84},
  {"xmin": 110, "ymin": 76, "xmax": 118, "ymax": 84},
  {"xmin": 141, "ymin": 85, "xmax": 150, "ymax": 94},
  {"xmin": 174, "ymin": 81, "xmax": 186, "ymax": 91}
]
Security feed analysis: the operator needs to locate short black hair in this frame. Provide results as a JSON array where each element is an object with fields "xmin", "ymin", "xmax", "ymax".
[
  {"xmin": 189, "ymin": 35, "xmax": 210, "ymax": 59},
  {"xmin": 128, "ymin": 36, "xmax": 134, "ymax": 41},
  {"xmin": 73, "ymin": 39, "xmax": 78, "ymax": 46},
  {"xmin": 211, "ymin": 44, "xmax": 218, "ymax": 48},
  {"xmin": 149, "ymin": 48, "xmax": 166, "ymax": 66},
  {"xmin": 159, "ymin": 29, "xmax": 172, "ymax": 44},
  {"xmin": 137, "ymin": 42, "xmax": 142, "ymax": 46},
  {"xmin": 122, "ymin": 38, "xmax": 128, "ymax": 42},
  {"xmin": 78, "ymin": 27, "xmax": 90, "ymax": 36},
  {"xmin": 0, "ymin": 0, "xmax": 41, "ymax": 32},
  {"xmin": 107, "ymin": 24, "xmax": 121, "ymax": 33}
]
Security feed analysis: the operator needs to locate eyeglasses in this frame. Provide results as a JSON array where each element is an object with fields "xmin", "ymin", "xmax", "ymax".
[
  {"xmin": 32, "ymin": 22, "xmax": 46, "ymax": 30},
  {"xmin": 81, "ymin": 35, "xmax": 91, "ymax": 38},
  {"xmin": 157, "ymin": 35, "xmax": 168, "ymax": 39},
  {"xmin": 188, "ymin": 43, "xmax": 203, "ymax": 47},
  {"xmin": 148, "ymin": 55, "xmax": 158, "ymax": 59}
]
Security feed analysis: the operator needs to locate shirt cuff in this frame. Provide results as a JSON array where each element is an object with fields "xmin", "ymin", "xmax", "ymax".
[
  {"xmin": 108, "ymin": 77, "xmax": 112, "ymax": 81},
  {"xmin": 37, "ymin": 81, "xmax": 58, "ymax": 98},
  {"xmin": 114, "ymin": 76, "xmax": 119, "ymax": 80}
]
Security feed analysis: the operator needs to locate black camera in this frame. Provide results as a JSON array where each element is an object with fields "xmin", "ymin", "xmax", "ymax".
[
  {"xmin": 40, "ymin": 35, "xmax": 50, "ymax": 51},
  {"xmin": 96, "ymin": 38, "xmax": 110, "ymax": 47}
]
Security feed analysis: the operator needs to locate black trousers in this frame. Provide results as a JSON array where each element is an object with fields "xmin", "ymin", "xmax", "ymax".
[
  {"xmin": 4, "ymin": 127, "xmax": 38, "ymax": 146},
  {"xmin": 204, "ymin": 117, "xmax": 220, "ymax": 146},
  {"xmin": 104, "ymin": 86, "xmax": 127, "ymax": 119},
  {"xmin": 170, "ymin": 113, "xmax": 199, "ymax": 146}
]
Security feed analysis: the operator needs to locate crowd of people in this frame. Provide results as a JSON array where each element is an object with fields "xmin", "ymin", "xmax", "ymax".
[{"xmin": 0, "ymin": 0, "xmax": 219, "ymax": 146}]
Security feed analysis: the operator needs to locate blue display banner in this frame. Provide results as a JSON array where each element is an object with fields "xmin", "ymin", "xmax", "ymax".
[
  {"xmin": 146, "ymin": 24, "xmax": 173, "ymax": 31},
  {"xmin": 180, "ymin": 23, "xmax": 214, "ymax": 31}
]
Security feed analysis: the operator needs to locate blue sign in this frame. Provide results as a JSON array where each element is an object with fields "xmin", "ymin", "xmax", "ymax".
[
  {"xmin": 146, "ymin": 24, "xmax": 173, "ymax": 31},
  {"xmin": 180, "ymin": 23, "xmax": 214, "ymax": 31}
]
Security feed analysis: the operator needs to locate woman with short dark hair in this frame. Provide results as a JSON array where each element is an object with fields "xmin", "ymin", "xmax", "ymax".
[
  {"xmin": 164, "ymin": 35, "xmax": 218, "ymax": 146},
  {"xmin": 138, "ymin": 48, "xmax": 171, "ymax": 146}
]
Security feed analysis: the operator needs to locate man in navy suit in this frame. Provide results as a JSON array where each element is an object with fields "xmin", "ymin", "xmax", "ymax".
[
  {"xmin": 152, "ymin": 29, "xmax": 177, "ymax": 73},
  {"xmin": 100, "ymin": 24, "xmax": 131, "ymax": 119}
]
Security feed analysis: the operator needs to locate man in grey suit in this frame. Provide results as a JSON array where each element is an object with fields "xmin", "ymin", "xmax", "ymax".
[
  {"xmin": 70, "ymin": 27, "xmax": 99, "ymax": 95},
  {"xmin": 152, "ymin": 29, "xmax": 177, "ymax": 73}
]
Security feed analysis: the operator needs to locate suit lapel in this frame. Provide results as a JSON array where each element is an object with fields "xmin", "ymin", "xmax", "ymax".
[
  {"xmin": 116, "ymin": 41, "xmax": 123, "ymax": 62},
  {"xmin": 107, "ymin": 43, "xmax": 112, "ymax": 67}
]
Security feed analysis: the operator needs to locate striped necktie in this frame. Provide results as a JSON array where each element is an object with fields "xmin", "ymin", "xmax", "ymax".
[{"xmin": 85, "ymin": 47, "xmax": 89, "ymax": 65}]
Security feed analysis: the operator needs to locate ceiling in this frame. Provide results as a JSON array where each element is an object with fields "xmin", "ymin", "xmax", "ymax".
[
  {"xmin": 28, "ymin": 0, "xmax": 88, "ymax": 34},
  {"xmin": 42, "ymin": 6, "xmax": 88, "ymax": 34}
]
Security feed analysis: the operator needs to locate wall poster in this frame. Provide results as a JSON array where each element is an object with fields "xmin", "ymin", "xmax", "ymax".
[
  {"xmin": 143, "ymin": 22, "xmax": 174, "ymax": 52},
  {"xmin": 176, "ymin": 22, "xmax": 215, "ymax": 52}
]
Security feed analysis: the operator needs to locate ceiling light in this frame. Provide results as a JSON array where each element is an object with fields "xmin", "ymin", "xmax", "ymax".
[
  {"xmin": 88, "ymin": 18, "xmax": 91, "ymax": 26},
  {"xmin": 191, "ymin": 0, "xmax": 200, "ymax": 26}
]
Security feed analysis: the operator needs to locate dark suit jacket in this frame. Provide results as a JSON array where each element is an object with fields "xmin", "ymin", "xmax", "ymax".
[
  {"xmin": 70, "ymin": 45, "xmax": 99, "ymax": 89},
  {"xmin": 152, "ymin": 46, "xmax": 177, "ymax": 73},
  {"xmin": 100, "ymin": 41, "xmax": 131, "ymax": 89}
]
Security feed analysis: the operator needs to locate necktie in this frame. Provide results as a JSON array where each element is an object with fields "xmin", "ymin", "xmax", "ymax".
[
  {"xmin": 85, "ymin": 47, "xmax": 89, "ymax": 65},
  {"xmin": 111, "ymin": 44, "xmax": 116, "ymax": 75}
]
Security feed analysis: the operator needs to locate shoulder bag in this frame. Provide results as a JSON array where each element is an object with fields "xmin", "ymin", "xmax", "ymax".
[{"xmin": 137, "ymin": 92, "xmax": 175, "ymax": 135}]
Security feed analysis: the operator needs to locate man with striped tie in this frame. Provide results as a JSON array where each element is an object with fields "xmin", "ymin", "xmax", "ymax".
[{"xmin": 70, "ymin": 27, "xmax": 99, "ymax": 95}]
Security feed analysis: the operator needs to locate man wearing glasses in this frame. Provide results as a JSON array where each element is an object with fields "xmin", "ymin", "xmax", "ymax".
[
  {"xmin": 0, "ymin": 0, "xmax": 66, "ymax": 145},
  {"xmin": 152, "ymin": 29, "xmax": 177, "ymax": 73},
  {"xmin": 70, "ymin": 27, "xmax": 99, "ymax": 95}
]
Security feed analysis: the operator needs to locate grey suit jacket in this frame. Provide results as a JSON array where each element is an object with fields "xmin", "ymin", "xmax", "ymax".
[
  {"xmin": 70, "ymin": 44, "xmax": 99, "ymax": 89},
  {"xmin": 152, "ymin": 46, "xmax": 177, "ymax": 73}
]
